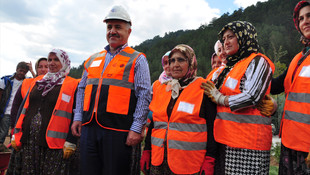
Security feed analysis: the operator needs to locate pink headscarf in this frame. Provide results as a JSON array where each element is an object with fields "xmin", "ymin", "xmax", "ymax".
[
  {"xmin": 37, "ymin": 49, "xmax": 71, "ymax": 96},
  {"xmin": 158, "ymin": 51, "xmax": 172, "ymax": 84}
]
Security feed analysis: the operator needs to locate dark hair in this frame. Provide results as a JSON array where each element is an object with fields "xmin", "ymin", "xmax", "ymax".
[
  {"xmin": 35, "ymin": 57, "xmax": 47, "ymax": 70},
  {"xmin": 16, "ymin": 61, "xmax": 29, "ymax": 71}
]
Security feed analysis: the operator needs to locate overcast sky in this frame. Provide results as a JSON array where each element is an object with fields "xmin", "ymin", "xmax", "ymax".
[{"xmin": 0, "ymin": 0, "xmax": 267, "ymax": 77}]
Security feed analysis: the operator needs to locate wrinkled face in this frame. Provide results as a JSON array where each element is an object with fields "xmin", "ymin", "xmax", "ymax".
[
  {"xmin": 162, "ymin": 56, "xmax": 171, "ymax": 76},
  {"xmin": 169, "ymin": 51, "xmax": 189, "ymax": 79},
  {"xmin": 48, "ymin": 53, "xmax": 63, "ymax": 73},
  {"xmin": 106, "ymin": 20, "xmax": 131, "ymax": 52},
  {"xmin": 299, "ymin": 5, "xmax": 310, "ymax": 39},
  {"xmin": 222, "ymin": 29, "xmax": 239, "ymax": 56},
  {"xmin": 217, "ymin": 42, "xmax": 227, "ymax": 64},
  {"xmin": 15, "ymin": 68, "xmax": 28, "ymax": 80},
  {"xmin": 211, "ymin": 55, "xmax": 222, "ymax": 70},
  {"xmin": 37, "ymin": 60, "xmax": 48, "ymax": 76}
]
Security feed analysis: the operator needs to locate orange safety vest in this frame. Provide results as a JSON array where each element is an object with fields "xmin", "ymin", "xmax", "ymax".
[
  {"xmin": 150, "ymin": 78, "xmax": 207, "ymax": 174},
  {"xmin": 214, "ymin": 53, "xmax": 275, "ymax": 150},
  {"xmin": 83, "ymin": 46, "xmax": 144, "ymax": 132},
  {"xmin": 14, "ymin": 76, "xmax": 78, "ymax": 149},
  {"xmin": 281, "ymin": 52, "xmax": 310, "ymax": 152},
  {"xmin": 206, "ymin": 68, "xmax": 217, "ymax": 81},
  {"xmin": 21, "ymin": 78, "xmax": 34, "ymax": 98}
]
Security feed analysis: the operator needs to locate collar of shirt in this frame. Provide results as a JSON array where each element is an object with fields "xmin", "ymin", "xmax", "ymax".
[{"xmin": 104, "ymin": 43, "xmax": 128, "ymax": 56}]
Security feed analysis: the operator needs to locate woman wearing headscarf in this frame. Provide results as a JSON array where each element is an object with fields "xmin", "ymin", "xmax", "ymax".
[
  {"xmin": 202, "ymin": 21, "xmax": 275, "ymax": 174},
  {"xmin": 8, "ymin": 49, "xmax": 79, "ymax": 175},
  {"xmin": 141, "ymin": 44, "xmax": 217, "ymax": 175},
  {"xmin": 206, "ymin": 40, "xmax": 226, "ymax": 81},
  {"xmin": 269, "ymin": 1, "xmax": 310, "ymax": 174},
  {"xmin": 158, "ymin": 51, "xmax": 173, "ymax": 84}
]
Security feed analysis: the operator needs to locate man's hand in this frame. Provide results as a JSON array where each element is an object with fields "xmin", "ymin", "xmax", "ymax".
[
  {"xmin": 126, "ymin": 130, "xmax": 142, "ymax": 146},
  {"xmin": 71, "ymin": 121, "xmax": 82, "ymax": 137},
  {"xmin": 27, "ymin": 61, "xmax": 36, "ymax": 77}
]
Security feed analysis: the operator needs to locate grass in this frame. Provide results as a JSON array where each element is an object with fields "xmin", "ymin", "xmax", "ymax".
[{"xmin": 269, "ymin": 166, "xmax": 279, "ymax": 175}]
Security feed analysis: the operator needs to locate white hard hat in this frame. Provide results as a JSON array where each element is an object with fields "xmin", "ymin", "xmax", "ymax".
[{"xmin": 103, "ymin": 5, "xmax": 131, "ymax": 25}]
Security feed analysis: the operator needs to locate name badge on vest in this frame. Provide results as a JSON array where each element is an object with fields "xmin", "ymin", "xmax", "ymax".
[
  {"xmin": 177, "ymin": 101, "xmax": 194, "ymax": 114},
  {"xmin": 62, "ymin": 93, "xmax": 71, "ymax": 103},
  {"xmin": 90, "ymin": 60, "xmax": 102, "ymax": 67},
  {"xmin": 225, "ymin": 76, "xmax": 238, "ymax": 90},
  {"xmin": 299, "ymin": 65, "xmax": 310, "ymax": 78}
]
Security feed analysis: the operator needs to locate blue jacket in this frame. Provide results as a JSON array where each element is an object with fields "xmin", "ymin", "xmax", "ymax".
[{"xmin": 0, "ymin": 74, "xmax": 14, "ymax": 118}]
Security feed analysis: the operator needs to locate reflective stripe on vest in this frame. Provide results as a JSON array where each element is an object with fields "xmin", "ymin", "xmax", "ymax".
[
  {"xmin": 217, "ymin": 112, "xmax": 272, "ymax": 125},
  {"xmin": 87, "ymin": 78, "xmax": 134, "ymax": 90},
  {"xmin": 284, "ymin": 110, "xmax": 310, "ymax": 124},
  {"xmin": 214, "ymin": 53, "xmax": 274, "ymax": 151},
  {"xmin": 47, "ymin": 130, "xmax": 67, "ymax": 139},
  {"xmin": 287, "ymin": 92, "xmax": 310, "ymax": 103},
  {"xmin": 281, "ymin": 52, "xmax": 310, "ymax": 152},
  {"xmin": 150, "ymin": 78, "xmax": 207, "ymax": 174},
  {"xmin": 54, "ymin": 109, "xmax": 72, "ymax": 119}
]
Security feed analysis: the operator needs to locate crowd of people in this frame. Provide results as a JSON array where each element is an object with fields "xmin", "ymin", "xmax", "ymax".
[{"xmin": 1, "ymin": 1, "xmax": 310, "ymax": 174}]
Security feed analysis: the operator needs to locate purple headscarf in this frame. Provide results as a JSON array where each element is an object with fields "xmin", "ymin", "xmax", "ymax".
[{"xmin": 37, "ymin": 49, "xmax": 71, "ymax": 96}]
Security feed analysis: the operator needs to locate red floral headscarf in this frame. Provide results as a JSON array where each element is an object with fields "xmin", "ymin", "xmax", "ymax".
[{"xmin": 293, "ymin": 0, "xmax": 310, "ymax": 45}]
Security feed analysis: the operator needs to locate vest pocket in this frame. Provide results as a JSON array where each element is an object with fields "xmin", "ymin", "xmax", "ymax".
[
  {"xmin": 107, "ymin": 85, "xmax": 131, "ymax": 115},
  {"xmin": 83, "ymin": 84, "xmax": 93, "ymax": 111}
]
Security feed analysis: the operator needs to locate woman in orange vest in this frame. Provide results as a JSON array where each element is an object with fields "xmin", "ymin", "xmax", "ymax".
[
  {"xmin": 140, "ymin": 44, "xmax": 217, "ymax": 175},
  {"xmin": 270, "ymin": 1, "xmax": 310, "ymax": 174},
  {"xmin": 202, "ymin": 21, "xmax": 275, "ymax": 174},
  {"xmin": 206, "ymin": 40, "xmax": 226, "ymax": 82},
  {"xmin": 7, "ymin": 49, "xmax": 79, "ymax": 175},
  {"xmin": 10, "ymin": 57, "xmax": 48, "ymax": 131}
]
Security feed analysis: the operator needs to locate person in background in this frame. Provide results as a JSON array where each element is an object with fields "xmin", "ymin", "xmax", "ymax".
[
  {"xmin": 140, "ymin": 51, "xmax": 172, "ymax": 175},
  {"xmin": 34, "ymin": 57, "xmax": 48, "ymax": 77},
  {"xmin": 214, "ymin": 40, "xmax": 227, "ymax": 65},
  {"xmin": 141, "ymin": 44, "xmax": 217, "ymax": 175},
  {"xmin": 158, "ymin": 51, "xmax": 172, "ymax": 84},
  {"xmin": 211, "ymin": 53, "xmax": 222, "ymax": 70},
  {"xmin": 0, "ymin": 62, "xmax": 29, "ymax": 146},
  {"xmin": 71, "ymin": 5, "xmax": 151, "ymax": 175},
  {"xmin": 11, "ymin": 57, "xmax": 48, "ymax": 130},
  {"xmin": 26, "ymin": 61, "xmax": 36, "ymax": 78},
  {"xmin": 202, "ymin": 21, "xmax": 274, "ymax": 174},
  {"xmin": 270, "ymin": 1, "xmax": 310, "ymax": 174},
  {"xmin": 206, "ymin": 40, "xmax": 227, "ymax": 81},
  {"xmin": 9, "ymin": 49, "xmax": 79, "ymax": 175}
]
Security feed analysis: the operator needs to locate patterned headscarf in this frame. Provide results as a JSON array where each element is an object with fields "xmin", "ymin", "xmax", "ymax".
[
  {"xmin": 166, "ymin": 44, "xmax": 198, "ymax": 99},
  {"xmin": 215, "ymin": 21, "xmax": 259, "ymax": 88},
  {"xmin": 37, "ymin": 49, "xmax": 71, "ymax": 96},
  {"xmin": 158, "ymin": 51, "xmax": 172, "ymax": 84},
  {"xmin": 293, "ymin": 0, "xmax": 310, "ymax": 46}
]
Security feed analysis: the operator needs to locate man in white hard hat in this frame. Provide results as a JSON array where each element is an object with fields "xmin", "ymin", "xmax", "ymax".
[{"xmin": 71, "ymin": 5, "xmax": 151, "ymax": 175}]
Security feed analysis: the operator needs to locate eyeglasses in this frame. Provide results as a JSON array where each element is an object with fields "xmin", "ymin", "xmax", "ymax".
[{"xmin": 169, "ymin": 57, "xmax": 187, "ymax": 64}]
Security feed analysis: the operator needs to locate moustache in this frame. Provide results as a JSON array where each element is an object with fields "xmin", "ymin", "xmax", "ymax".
[{"xmin": 109, "ymin": 34, "xmax": 120, "ymax": 38}]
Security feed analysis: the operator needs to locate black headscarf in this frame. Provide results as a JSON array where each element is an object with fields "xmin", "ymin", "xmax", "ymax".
[{"xmin": 215, "ymin": 21, "xmax": 259, "ymax": 89}]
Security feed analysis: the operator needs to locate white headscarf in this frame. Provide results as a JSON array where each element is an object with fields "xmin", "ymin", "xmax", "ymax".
[{"xmin": 37, "ymin": 49, "xmax": 71, "ymax": 96}]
